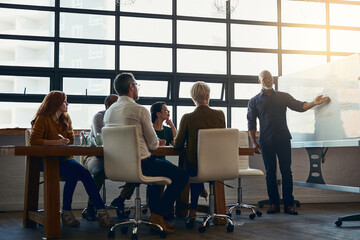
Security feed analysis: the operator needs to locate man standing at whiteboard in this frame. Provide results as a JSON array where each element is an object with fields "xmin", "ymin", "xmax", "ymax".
[{"xmin": 247, "ymin": 70, "xmax": 330, "ymax": 215}]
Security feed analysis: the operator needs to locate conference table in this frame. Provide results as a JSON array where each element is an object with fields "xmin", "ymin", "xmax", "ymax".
[{"xmin": 0, "ymin": 145, "xmax": 253, "ymax": 239}]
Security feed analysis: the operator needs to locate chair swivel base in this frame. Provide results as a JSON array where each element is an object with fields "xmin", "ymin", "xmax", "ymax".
[
  {"xmin": 186, "ymin": 213, "xmax": 234, "ymax": 233},
  {"xmin": 108, "ymin": 219, "xmax": 167, "ymax": 239},
  {"xmin": 227, "ymin": 203, "xmax": 262, "ymax": 219},
  {"xmin": 335, "ymin": 213, "xmax": 360, "ymax": 227}
]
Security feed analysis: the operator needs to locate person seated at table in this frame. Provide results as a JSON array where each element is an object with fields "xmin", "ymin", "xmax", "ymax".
[
  {"xmin": 104, "ymin": 72, "xmax": 189, "ymax": 234},
  {"xmin": 173, "ymin": 81, "xmax": 225, "ymax": 226},
  {"xmin": 29, "ymin": 90, "xmax": 114, "ymax": 228},
  {"xmin": 149, "ymin": 101, "xmax": 177, "ymax": 219},
  {"xmin": 81, "ymin": 94, "xmax": 137, "ymax": 221}
]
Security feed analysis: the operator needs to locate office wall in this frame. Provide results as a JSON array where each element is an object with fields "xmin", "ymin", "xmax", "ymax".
[{"xmin": 0, "ymin": 134, "xmax": 359, "ymax": 212}]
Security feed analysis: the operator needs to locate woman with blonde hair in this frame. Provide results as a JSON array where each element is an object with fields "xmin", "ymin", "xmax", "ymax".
[
  {"xmin": 30, "ymin": 90, "xmax": 114, "ymax": 227},
  {"xmin": 174, "ymin": 81, "xmax": 225, "ymax": 228}
]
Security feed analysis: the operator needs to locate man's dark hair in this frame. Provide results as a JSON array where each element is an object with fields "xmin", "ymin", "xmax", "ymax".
[
  {"xmin": 104, "ymin": 94, "xmax": 118, "ymax": 108},
  {"xmin": 113, "ymin": 72, "xmax": 135, "ymax": 95}
]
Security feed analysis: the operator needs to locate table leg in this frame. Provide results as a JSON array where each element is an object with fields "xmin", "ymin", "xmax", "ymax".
[
  {"xmin": 43, "ymin": 157, "xmax": 61, "ymax": 239},
  {"xmin": 23, "ymin": 156, "xmax": 41, "ymax": 228},
  {"xmin": 214, "ymin": 181, "xmax": 227, "ymax": 225}
]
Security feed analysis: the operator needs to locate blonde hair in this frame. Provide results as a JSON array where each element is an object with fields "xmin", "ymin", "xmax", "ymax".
[{"xmin": 191, "ymin": 81, "xmax": 210, "ymax": 103}]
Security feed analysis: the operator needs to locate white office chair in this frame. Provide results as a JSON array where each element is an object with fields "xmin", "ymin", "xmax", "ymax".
[
  {"xmin": 226, "ymin": 131, "xmax": 264, "ymax": 219},
  {"xmin": 187, "ymin": 128, "xmax": 239, "ymax": 233},
  {"xmin": 102, "ymin": 125, "xmax": 171, "ymax": 239}
]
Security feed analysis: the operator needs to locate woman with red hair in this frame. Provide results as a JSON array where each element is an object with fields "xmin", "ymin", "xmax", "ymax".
[{"xmin": 30, "ymin": 90, "xmax": 114, "ymax": 227}]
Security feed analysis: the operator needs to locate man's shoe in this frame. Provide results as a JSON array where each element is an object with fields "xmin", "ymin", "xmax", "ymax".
[
  {"xmin": 284, "ymin": 206, "xmax": 298, "ymax": 215},
  {"xmin": 148, "ymin": 213, "xmax": 174, "ymax": 234},
  {"xmin": 82, "ymin": 205, "xmax": 97, "ymax": 221},
  {"xmin": 185, "ymin": 209, "xmax": 197, "ymax": 229},
  {"xmin": 266, "ymin": 204, "xmax": 280, "ymax": 214},
  {"xmin": 111, "ymin": 197, "xmax": 129, "ymax": 218}
]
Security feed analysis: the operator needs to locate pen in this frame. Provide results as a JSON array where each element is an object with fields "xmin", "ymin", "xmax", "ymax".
[{"xmin": 58, "ymin": 134, "xmax": 65, "ymax": 139}]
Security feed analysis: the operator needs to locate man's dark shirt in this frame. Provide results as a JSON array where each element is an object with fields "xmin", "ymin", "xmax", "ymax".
[{"xmin": 247, "ymin": 90, "xmax": 305, "ymax": 144}]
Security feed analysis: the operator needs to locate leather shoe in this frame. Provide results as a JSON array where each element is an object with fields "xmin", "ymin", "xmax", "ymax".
[
  {"xmin": 266, "ymin": 204, "xmax": 280, "ymax": 214},
  {"xmin": 148, "ymin": 213, "xmax": 174, "ymax": 234},
  {"xmin": 284, "ymin": 206, "xmax": 298, "ymax": 215}
]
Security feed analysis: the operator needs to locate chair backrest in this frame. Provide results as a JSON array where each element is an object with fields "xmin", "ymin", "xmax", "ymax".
[
  {"xmin": 196, "ymin": 128, "xmax": 239, "ymax": 182},
  {"xmin": 25, "ymin": 129, "xmax": 31, "ymax": 146},
  {"xmin": 102, "ymin": 125, "xmax": 171, "ymax": 185},
  {"xmin": 238, "ymin": 131, "xmax": 250, "ymax": 170}
]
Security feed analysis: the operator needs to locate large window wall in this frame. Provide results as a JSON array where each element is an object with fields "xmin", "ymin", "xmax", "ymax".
[{"xmin": 0, "ymin": 0, "xmax": 359, "ymax": 129}]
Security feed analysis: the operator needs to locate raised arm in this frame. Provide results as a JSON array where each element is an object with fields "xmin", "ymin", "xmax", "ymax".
[{"xmin": 302, "ymin": 95, "xmax": 331, "ymax": 111}]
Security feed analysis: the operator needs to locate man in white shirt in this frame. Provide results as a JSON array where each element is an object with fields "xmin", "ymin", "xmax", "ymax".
[
  {"xmin": 104, "ymin": 72, "xmax": 189, "ymax": 234},
  {"xmin": 82, "ymin": 94, "xmax": 137, "ymax": 221}
]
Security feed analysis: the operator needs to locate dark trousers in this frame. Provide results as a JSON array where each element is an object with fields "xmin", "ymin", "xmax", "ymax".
[
  {"xmin": 260, "ymin": 139, "xmax": 294, "ymax": 208},
  {"xmin": 59, "ymin": 159, "xmax": 105, "ymax": 210},
  {"xmin": 142, "ymin": 155, "xmax": 189, "ymax": 216}
]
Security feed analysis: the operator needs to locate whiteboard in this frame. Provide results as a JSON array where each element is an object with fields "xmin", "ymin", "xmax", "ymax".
[{"xmin": 278, "ymin": 53, "xmax": 360, "ymax": 146}]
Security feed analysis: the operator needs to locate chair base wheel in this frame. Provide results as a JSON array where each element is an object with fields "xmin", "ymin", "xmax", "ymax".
[
  {"xmin": 108, "ymin": 231, "xmax": 115, "ymax": 238},
  {"xmin": 236, "ymin": 209, "xmax": 241, "ymax": 215},
  {"xmin": 249, "ymin": 213, "xmax": 256, "ymax": 219},
  {"xmin": 131, "ymin": 233, "xmax": 138, "ymax": 240},
  {"xmin": 198, "ymin": 226, "xmax": 206, "ymax": 233},
  {"xmin": 335, "ymin": 220, "xmax": 342, "ymax": 227},
  {"xmin": 227, "ymin": 223, "xmax": 234, "ymax": 232},
  {"xmin": 256, "ymin": 211, "xmax": 262, "ymax": 217},
  {"xmin": 160, "ymin": 231, "xmax": 167, "ymax": 238}
]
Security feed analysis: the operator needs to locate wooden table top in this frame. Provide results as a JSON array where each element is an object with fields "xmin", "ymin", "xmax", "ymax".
[{"xmin": 0, "ymin": 145, "xmax": 253, "ymax": 157}]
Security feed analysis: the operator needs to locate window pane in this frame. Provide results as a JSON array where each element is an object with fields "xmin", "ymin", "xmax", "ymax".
[
  {"xmin": 234, "ymin": 83, "xmax": 260, "ymax": 100},
  {"xmin": 177, "ymin": 49, "xmax": 226, "ymax": 74},
  {"xmin": 0, "ymin": 8, "xmax": 54, "ymax": 37},
  {"xmin": 330, "ymin": 30, "xmax": 360, "ymax": 53},
  {"xmin": 177, "ymin": 0, "xmax": 225, "ymax": 19},
  {"xmin": 120, "ymin": 46, "xmax": 172, "ymax": 72},
  {"xmin": 120, "ymin": 0, "xmax": 171, "ymax": 15},
  {"xmin": 281, "ymin": 54, "xmax": 327, "ymax": 76},
  {"xmin": 137, "ymin": 80, "xmax": 168, "ymax": 98},
  {"xmin": 232, "ymin": 107, "xmax": 258, "ymax": 131},
  {"xmin": 0, "ymin": 0, "xmax": 54, "ymax": 6},
  {"xmin": 0, "ymin": 102, "xmax": 40, "ymax": 128},
  {"xmin": 120, "ymin": 17, "xmax": 172, "ymax": 43},
  {"xmin": 330, "ymin": 4, "xmax": 360, "ymax": 27},
  {"xmin": 0, "ymin": 39, "xmax": 54, "ymax": 67},
  {"xmin": 63, "ymin": 78, "xmax": 110, "ymax": 96},
  {"xmin": 60, "ymin": 0, "xmax": 114, "ymax": 11},
  {"xmin": 231, "ymin": 24, "xmax": 277, "ymax": 49},
  {"xmin": 281, "ymin": 0, "xmax": 325, "ymax": 25},
  {"xmin": 60, "ymin": 13, "xmax": 115, "ymax": 40},
  {"xmin": 0, "ymin": 76, "xmax": 49, "ymax": 94},
  {"xmin": 179, "ymin": 82, "xmax": 224, "ymax": 100},
  {"xmin": 177, "ymin": 21, "xmax": 226, "ymax": 46},
  {"xmin": 59, "ymin": 43, "xmax": 115, "ymax": 70},
  {"xmin": 68, "ymin": 103, "xmax": 103, "ymax": 129},
  {"xmin": 282, "ymin": 27, "xmax": 326, "ymax": 51},
  {"xmin": 177, "ymin": 106, "xmax": 227, "ymax": 127},
  {"xmin": 232, "ymin": 0, "xmax": 277, "ymax": 22},
  {"xmin": 231, "ymin": 52, "xmax": 278, "ymax": 76}
]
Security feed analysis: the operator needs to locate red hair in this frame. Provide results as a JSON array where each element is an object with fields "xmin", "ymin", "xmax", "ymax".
[{"xmin": 31, "ymin": 90, "xmax": 70, "ymax": 131}]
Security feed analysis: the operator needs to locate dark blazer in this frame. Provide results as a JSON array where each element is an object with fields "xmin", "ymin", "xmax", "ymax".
[{"xmin": 174, "ymin": 105, "xmax": 226, "ymax": 173}]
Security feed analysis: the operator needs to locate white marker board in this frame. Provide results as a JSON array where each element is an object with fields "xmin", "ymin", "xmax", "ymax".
[{"xmin": 278, "ymin": 53, "xmax": 360, "ymax": 145}]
